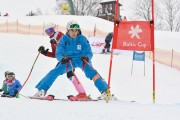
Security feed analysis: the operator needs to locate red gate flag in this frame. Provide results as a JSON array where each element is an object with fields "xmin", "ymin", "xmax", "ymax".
[{"xmin": 113, "ymin": 21, "xmax": 152, "ymax": 51}]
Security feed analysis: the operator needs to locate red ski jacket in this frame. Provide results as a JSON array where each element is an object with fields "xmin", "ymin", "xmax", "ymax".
[{"xmin": 46, "ymin": 31, "xmax": 64, "ymax": 58}]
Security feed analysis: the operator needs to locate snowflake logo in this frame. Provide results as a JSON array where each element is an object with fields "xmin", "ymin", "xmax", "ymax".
[{"xmin": 128, "ymin": 25, "xmax": 142, "ymax": 39}]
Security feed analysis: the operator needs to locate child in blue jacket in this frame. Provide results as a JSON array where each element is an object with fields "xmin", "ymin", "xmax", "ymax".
[{"xmin": 0, "ymin": 71, "xmax": 22, "ymax": 98}]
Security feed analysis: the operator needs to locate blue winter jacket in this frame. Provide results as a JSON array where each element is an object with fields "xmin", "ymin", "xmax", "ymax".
[
  {"xmin": 2, "ymin": 79, "xmax": 22, "ymax": 97},
  {"xmin": 56, "ymin": 33, "xmax": 93, "ymax": 62},
  {"xmin": 105, "ymin": 32, "xmax": 113, "ymax": 43}
]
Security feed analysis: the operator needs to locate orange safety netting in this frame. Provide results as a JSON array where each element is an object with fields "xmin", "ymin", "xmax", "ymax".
[{"xmin": 0, "ymin": 20, "xmax": 107, "ymax": 37}]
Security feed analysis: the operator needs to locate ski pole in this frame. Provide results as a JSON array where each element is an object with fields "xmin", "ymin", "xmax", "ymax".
[
  {"xmin": 82, "ymin": 59, "xmax": 103, "ymax": 78},
  {"xmin": 19, "ymin": 52, "xmax": 41, "ymax": 92},
  {"xmin": 69, "ymin": 60, "xmax": 81, "ymax": 84},
  {"xmin": 19, "ymin": 93, "xmax": 29, "ymax": 98}
]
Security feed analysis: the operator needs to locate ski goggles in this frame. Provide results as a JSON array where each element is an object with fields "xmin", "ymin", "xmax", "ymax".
[
  {"xmin": 69, "ymin": 24, "xmax": 80, "ymax": 29},
  {"xmin": 45, "ymin": 28, "xmax": 54, "ymax": 34},
  {"xmin": 6, "ymin": 75, "xmax": 15, "ymax": 78}
]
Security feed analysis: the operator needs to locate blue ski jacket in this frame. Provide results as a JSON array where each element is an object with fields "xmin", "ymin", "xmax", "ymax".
[
  {"xmin": 56, "ymin": 33, "xmax": 93, "ymax": 62},
  {"xmin": 105, "ymin": 32, "xmax": 113, "ymax": 43},
  {"xmin": 2, "ymin": 79, "xmax": 22, "ymax": 97},
  {"xmin": 35, "ymin": 33, "xmax": 108, "ymax": 93}
]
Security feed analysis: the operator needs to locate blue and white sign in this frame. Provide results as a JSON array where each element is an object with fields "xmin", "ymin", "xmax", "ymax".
[{"xmin": 133, "ymin": 51, "xmax": 145, "ymax": 61}]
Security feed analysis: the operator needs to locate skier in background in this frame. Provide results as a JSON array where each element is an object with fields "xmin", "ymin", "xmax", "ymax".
[
  {"xmin": 3, "ymin": 12, "xmax": 9, "ymax": 16},
  {"xmin": 0, "ymin": 71, "xmax": 22, "ymax": 98},
  {"xmin": 34, "ymin": 20, "xmax": 112, "ymax": 101},
  {"xmin": 37, "ymin": 23, "xmax": 88, "ymax": 100},
  {"xmin": 102, "ymin": 32, "xmax": 113, "ymax": 53},
  {"xmin": 122, "ymin": 16, "xmax": 127, "ymax": 22}
]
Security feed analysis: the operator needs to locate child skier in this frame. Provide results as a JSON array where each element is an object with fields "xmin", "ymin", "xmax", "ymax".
[{"xmin": 0, "ymin": 71, "xmax": 22, "ymax": 98}]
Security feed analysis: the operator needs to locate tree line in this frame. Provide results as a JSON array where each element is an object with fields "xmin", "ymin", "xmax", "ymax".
[{"xmin": 25, "ymin": 0, "xmax": 180, "ymax": 32}]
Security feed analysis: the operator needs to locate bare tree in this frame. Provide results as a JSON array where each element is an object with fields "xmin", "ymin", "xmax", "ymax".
[
  {"xmin": 26, "ymin": 11, "xmax": 36, "ymax": 16},
  {"xmin": 132, "ymin": 0, "xmax": 160, "ymax": 29},
  {"xmin": 73, "ymin": 0, "xmax": 101, "ymax": 16},
  {"xmin": 35, "ymin": 8, "xmax": 43, "ymax": 16},
  {"xmin": 55, "ymin": 0, "xmax": 67, "ymax": 15},
  {"xmin": 132, "ymin": 0, "xmax": 152, "ymax": 21},
  {"xmin": 53, "ymin": 0, "xmax": 101, "ymax": 16},
  {"xmin": 132, "ymin": 0, "xmax": 180, "ymax": 32},
  {"xmin": 158, "ymin": 0, "xmax": 180, "ymax": 32}
]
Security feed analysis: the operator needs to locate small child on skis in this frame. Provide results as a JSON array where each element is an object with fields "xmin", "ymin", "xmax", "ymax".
[{"xmin": 0, "ymin": 71, "xmax": 22, "ymax": 98}]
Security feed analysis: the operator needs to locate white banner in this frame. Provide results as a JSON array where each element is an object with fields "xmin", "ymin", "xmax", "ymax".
[{"xmin": 88, "ymin": 37, "xmax": 125, "ymax": 54}]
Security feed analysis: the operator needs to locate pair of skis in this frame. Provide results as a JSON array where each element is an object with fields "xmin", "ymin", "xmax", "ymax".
[
  {"xmin": 28, "ymin": 95, "xmax": 98, "ymax": 102},
  {"xmin": 28, "ymin": 95, "xmax": 136, "ymax": 103},
  {"xmin": 19, "ymin": 94, "xmax": 137, "ymax": 103}
]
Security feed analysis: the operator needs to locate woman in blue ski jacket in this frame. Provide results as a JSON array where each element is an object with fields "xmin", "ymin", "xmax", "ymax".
[{"xmin": 34, "ymin": 21, "xmax": 111, "ymax": 100}]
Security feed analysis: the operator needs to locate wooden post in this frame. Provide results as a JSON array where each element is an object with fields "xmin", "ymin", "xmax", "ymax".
[
  {"xmin": 7, "ymin": 20, "xmax": 8, "ymax": 33},
  {"xmin": 43, "ymin": 22, "xmax": 45, "ymax": 35},
  {"xmin": 17, "ymin": 19, "xmax": 18, "ymax": 34},
  {"xmin": 171, "ymin": 49, "xmax": 174, "ymax": 67},
  {"xmin": 93, "ymin": 24, "xmax": 96, "ymax": 37},
  {"xmin": 28, "ymin": 24, "xmax": 30, "ymax": 34}
]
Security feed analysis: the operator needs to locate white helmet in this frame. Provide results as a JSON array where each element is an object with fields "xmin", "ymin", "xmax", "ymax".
[
  {"xmin": 4, "ymin": 71, "xmax": 10, "ymax": 78},
  {"xmin": 5, "ymin": 71, "xmax": 15, "ymax": 79},
  {"xmin": 44, "ymin": 23, "xmax": 56, "ymax": 31},
  {"xmin": 66, "ymin": 20, "xmax": 80, "ymax": 30}
]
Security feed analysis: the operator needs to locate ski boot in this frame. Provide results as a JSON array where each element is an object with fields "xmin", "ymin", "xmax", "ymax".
[{"xmin": 33, "ymin": 89, "xmax": 45, "ymax": 98}]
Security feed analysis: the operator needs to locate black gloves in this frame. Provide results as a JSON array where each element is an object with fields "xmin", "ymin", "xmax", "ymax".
[
  {"xmin": 0, "ymin": 90, "xmax": 18, "ymax": 97},
  {"xmin": 81, "ymin": 56, "xmax": 89, "ymax": 62},
  {"xmin": 1, "ymin": 94, "xmax": 8, "ymax": 97},
  {"xmin": 38, "ymin": 46, "xmax": 49, "ymax": 55},
  {"xmin": 50, "ymin": 39, "xmax": 57, "ymax": 44},
  {"xmin": 14, "ymin": 90, "xmax": 18, "ymax": 94},
  {"xmin": 12, "ymin": 90, "xmax": 19, "ymax": 97},
  {"xmin": 0, "ymin": 89, "xmax": 3, "ymax": 92},
  {"xmin": 61, "ymin": 57, "xmax": 71, "ymax": 64},
  {"xmin": 1, "ymin": 92, "xmax": 8, "ymax": 97},
  {"xmin": 38, "ymin": 46, "xmax": 45, "ymax": 52}
]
